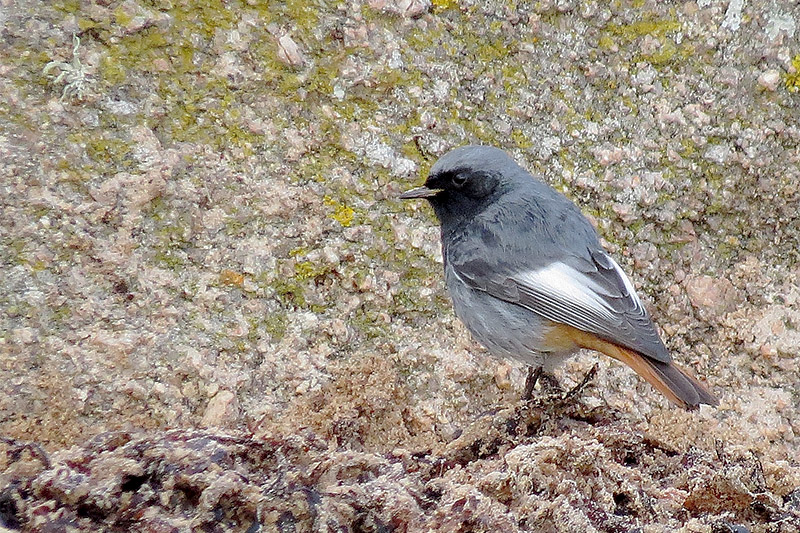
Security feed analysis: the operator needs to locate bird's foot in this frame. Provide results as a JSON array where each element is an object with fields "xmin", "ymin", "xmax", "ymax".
[
  {"xmin": 522, "ymin": 366, "xmax": 565, "ymax": 401},
  {"xmin": 522, "ymin": 364, "xmax": 598, "ymax": 405},
  {"xmin": 561, "ymin": 364, "xmax": 598, "ymax": 403}
]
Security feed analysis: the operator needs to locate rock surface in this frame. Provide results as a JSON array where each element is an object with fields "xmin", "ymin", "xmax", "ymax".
[{"xmin": 1, "ymin": 0, "xmax": 799, "ymax": 531}]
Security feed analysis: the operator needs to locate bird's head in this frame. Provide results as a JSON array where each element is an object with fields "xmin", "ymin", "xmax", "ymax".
[{"xmin": 399, "ymin": 145, "xmax": 527, "ymax": 227}]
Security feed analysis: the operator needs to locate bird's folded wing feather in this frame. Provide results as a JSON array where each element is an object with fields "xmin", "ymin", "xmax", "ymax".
[{"xmin": 451, "ymin": 247, "xmax": 672, "ymax": 363}]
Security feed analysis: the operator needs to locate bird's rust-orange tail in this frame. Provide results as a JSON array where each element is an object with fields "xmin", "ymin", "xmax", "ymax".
[
  {"xmin": 596, "ymin": 341, "xmax": 718, "ymax": 410},
  {"xmin": 549, "ymin": 324, "xmax": 718, "ymax": 410}
]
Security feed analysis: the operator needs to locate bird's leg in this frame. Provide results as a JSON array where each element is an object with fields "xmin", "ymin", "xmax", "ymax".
[
  {"xmin": 523, "ymin": 364, "xmax": 598, "ymax": 404},
  {"xmin": 523, "ymin": 366, "xmax": 564, "ymax": 400},
  {"xmin": 522, "ymin": 366, "xmax": 542, "ymax": 401},
  {"xmin": 539, "ymin": 373, "xmax": 564, "ymax": 394},
  {"xmin": 562, "ymin": 364, "xmax": 599, "ymax": 402}
]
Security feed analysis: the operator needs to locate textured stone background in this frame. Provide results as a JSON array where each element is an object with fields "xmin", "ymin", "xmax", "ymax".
[{"xmin": 1, "ymin": 0, "xmax": 799, "ymax": 530}]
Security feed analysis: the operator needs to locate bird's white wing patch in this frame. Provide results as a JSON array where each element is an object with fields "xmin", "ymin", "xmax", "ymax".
[{"xmin": 516, "ymin": 262, "xmax": 617, "ymax": 321}]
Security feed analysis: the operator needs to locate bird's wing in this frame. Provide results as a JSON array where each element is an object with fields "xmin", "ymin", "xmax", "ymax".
[{"xmin": 451, "ymin": 246, "xmax": 672, "ymax": 363}]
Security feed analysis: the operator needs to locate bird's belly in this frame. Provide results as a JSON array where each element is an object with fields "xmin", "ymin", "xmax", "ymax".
[{"xmin": 445, "ymin": 270, "xmax": 579, "ymax": 369}]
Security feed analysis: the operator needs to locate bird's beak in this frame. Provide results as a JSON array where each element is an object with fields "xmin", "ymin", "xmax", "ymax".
[{"xmin": 399, "ymin": 186, "xmax": 442, "ymax": 199}]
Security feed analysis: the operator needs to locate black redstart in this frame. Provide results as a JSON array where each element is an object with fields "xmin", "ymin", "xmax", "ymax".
[{"xmin": 400, "ymin": 145, "xmax": 718, "ymax": 410}]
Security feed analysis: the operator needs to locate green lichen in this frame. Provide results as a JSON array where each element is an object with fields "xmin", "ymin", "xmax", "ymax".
[
  {"xmin": 510, "ymin": 129, "xmax": 533, "ymax": 148},
  {"xmin": 294, "ymin": 261, "xmax": 329, "ymax": 282},
  {"xmin": 112, "ymin": 6, "xmax": 133, "ymax": 27},
  {"xmin": 271, "ymin": 278, "xmax": 303, "ymax": 308},
  {"xmin": 606, "ymin": 17, "xmax": 681, "ymax": 42},
  {"xmin": 154, "ymin": 249, "xmax": 186, "ymax": 269},
  {"xmin": 141, "ymin": 196, "xmax": 194, "ymax": 271},
  {"xmin": 86, "ymin": 137, "xmax": 134, "ymax": 168},
  {"xmin": 679, "ymin": 137, "xmax": 696, "ymax": 158},
  {"xmin": 99, "ymin": 55, "xmax": 126, "ymax": 85},
  {"xmin": 283, "ymin": 0, "xmax": 321, "ymax": 31},
  {"xmin": 170, "ymin": 0, "xmax": 237, "ymax": 38},
  {"xmin": 431, "ymin": 0, "xmax": 458, "ymax": 14},
  {"xmin": 406, "ymin": 26, "xmax": 441, "ymax": 51},
  {"xmin": 785, "ymin": 54, "xmax": 800, "ymax": 93},
  {"xmin": 53, "ymin": 0, "xmax": 80, "ymax": 14},
  {"xmin": 679, "ymin": 42, "xmax": 696, "ymax": 59},
  {"xmin": 51, "ymin": 304, "xmax": 72, "ymax": 324},
  {"xmin": 598, "ymin": 34, "xmax": 615, "ymax": 50},
  {"xmin": 263, "ymin": 311, "xmax": 288, "ymax": 341},
  {"xmin": 288, "ymin": 246, "xmax": 310, "ymax": 258},
  {"xmin": 266, "ymin": 254, "xmax": 340, "ymax": 313},
  {"xmin": 108, "ymin": 27, "xmax": 169, "ymax": 72},
  {"xmin": 644, "ymin": 40, "xmax": 677, "ymax": 65},
  {"xmin": 601, "ymin": 15, "xmax": 682, "ymax": 67},
  {"xmin": 323, "ymin": 196, "xmax": 356, "ymax": 227},
  {"xmin": 500, "ymin": 64, "xmax": 529, "ymax": 95}
]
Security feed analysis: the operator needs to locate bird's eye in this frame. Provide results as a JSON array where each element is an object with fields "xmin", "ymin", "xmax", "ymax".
[{"xmin": 451, "ymin": 174, "xmax": 467, "ymax": 188}]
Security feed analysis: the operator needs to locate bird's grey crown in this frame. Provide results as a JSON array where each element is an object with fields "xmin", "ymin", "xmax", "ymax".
[
  {"xmin": 429, "ymin": 145, "xmax": 519, "ymax": 177},
  {"xmin": 426, "ymin": 145, "xmax": 529, "ymax": 190}
]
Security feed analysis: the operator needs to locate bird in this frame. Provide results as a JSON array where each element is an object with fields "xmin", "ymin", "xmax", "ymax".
[{"xmin": 399, "ymin": 145, "xmax": 718, "ymax": 410}]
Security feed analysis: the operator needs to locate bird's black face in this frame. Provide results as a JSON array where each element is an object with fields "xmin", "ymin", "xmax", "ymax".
[
  {"xmin": 425, "ymin": 167, "xmax": 500, "ymax": 200},
  {"xmin": 400, "ymin": 166, "xmax": 502, "ymax": 229}
]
